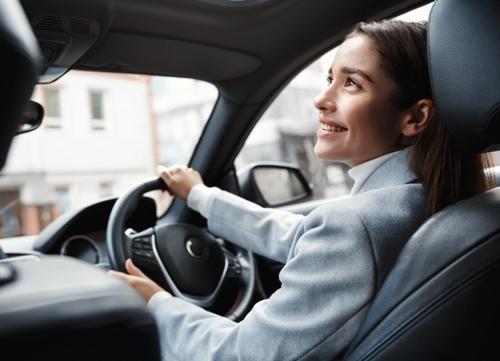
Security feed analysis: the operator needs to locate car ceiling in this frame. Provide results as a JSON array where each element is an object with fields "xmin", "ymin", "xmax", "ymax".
[{"xmin": 20, "ymin": 0, "xmax": 430, "ymax": 105}]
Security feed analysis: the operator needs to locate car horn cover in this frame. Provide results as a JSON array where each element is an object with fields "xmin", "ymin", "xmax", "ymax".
[{"xmin": 155, "ymin": 224, "xmax": 226, "ymax": 296}]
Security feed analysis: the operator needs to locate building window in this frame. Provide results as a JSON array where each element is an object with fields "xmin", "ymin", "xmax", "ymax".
[
  {"xmin": 89, "ymin": 90, "xmax": 105, "ymax": 129},
  {"xmin": 99, "ymin": 182, "xmax": 113, "ymax": 199},
  {"xmin": 43, "ymin": 87, "xmax": 62, "ymax": 128},
  {"xmin": 55, "ymin": 186, "xmax": 71, "ymax": 215},
  {"xmin": 0, "ymin": 190, "xmax": 22, "ymax": 238}
]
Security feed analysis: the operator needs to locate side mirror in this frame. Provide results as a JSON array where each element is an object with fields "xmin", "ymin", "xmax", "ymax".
[
  {"xmin": 238, "ymin": 162, "xmax": 313, "ymax": 207},
  {"xmin": 17, "ymin": 100, "xmax": 44, "ymax": 135}
]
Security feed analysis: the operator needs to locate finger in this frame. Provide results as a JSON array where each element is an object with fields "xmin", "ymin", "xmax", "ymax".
[
  {"xmin": 158, "ymin": 165, "xmax": 178, "ymax": 178},
  {"xmin": 157, "ymin": 165, "xmax": 168, "ymax": 175},
  {"xmin": 109, "ymin": 270, "xmax": 134, "ymax": 283},
  {"xmin": 125, "ymin": 258, "xmax": 148, "ymax": 278},
  {"xmin": 157, "ymin": 166, "xmax": 174, "ymax": 184},
  {"xmin": 170, "ymin": 165, "xmax": 183, "ymax": 174},
  {"xmin": 108, "ymin": 270, "xmax": 122, "ymax": 277}
]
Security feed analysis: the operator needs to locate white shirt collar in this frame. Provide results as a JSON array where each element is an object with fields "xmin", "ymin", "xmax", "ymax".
[{"xmin": 348, "ymin": 150, "xmax": 403, "ymax": 195}]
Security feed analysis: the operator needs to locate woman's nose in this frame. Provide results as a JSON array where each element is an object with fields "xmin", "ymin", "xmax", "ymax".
[{"xmin": 313, "ymin": 86, "xmax": 336, "ymax": 112}]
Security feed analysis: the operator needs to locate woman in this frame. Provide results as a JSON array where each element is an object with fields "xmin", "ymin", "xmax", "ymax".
[{"xmin": 111, "ymin": 20, "xmax": 492, "ymax": 360}]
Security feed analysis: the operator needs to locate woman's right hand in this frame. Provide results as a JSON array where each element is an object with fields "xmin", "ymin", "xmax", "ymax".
[{"xmin": 157, "ymin": 165, "xmax": 204, "ymax": 200}]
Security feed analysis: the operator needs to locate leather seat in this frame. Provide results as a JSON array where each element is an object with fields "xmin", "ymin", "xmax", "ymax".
[
  {"xmin": 0, "ymin": 2, "xmax": 161, "ymax": 360},
  {"xmin": 342, "ymin": 1, "xmax": 500, "ymax": 360}
]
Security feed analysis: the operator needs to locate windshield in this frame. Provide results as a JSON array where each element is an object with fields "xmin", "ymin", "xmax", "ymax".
[{"xmin": 0, "ymin": 71, "xmax": 218, "ymax": 239}]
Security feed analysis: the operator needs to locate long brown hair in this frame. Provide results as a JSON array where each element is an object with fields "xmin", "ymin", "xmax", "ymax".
[{"xmin": 349, "ymin": 20, "xmax": 494, "ymax": 215}]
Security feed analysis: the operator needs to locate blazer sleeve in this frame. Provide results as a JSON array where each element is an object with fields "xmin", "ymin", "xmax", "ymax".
[
  {"xmin": 149, "ymin": 205, "xmax": 376, "ymax": 361},
  {"xmin": 205, "ymin": 189, "xmax": 305, "ymax": 263}
]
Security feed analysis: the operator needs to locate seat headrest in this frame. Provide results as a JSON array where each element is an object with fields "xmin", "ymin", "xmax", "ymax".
[
  {"xmin": 428, "ymin": 0, "xmax": 500, "ymax": 152},
  {"xmin": 0, "ymin": 0, "xmax": 40, "ymax": 168}
]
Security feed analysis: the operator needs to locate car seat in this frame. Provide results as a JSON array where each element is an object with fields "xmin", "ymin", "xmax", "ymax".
[{"xmin": 342, "ymin": 1, "xmax": 500, "ymax": 360}]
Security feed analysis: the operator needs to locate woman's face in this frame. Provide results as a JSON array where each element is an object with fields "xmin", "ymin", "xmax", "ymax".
[{"xmin": 313, "ymin": 34, "xmax": 406, "ymax": 166}]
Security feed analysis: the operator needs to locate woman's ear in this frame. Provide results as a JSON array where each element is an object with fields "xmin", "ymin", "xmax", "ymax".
[{"xmin": 401, "ymin": 99, "xmax": 434, "ymax": 137}]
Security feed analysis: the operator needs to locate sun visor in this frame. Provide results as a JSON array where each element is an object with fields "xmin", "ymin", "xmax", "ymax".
[
  {"xmin": 27, "ymin": 12, "xmax": 100, "ymax": 83},
  {"xmin": 80, "ymin": 33, "xmax": 262, "ymax": 81}
]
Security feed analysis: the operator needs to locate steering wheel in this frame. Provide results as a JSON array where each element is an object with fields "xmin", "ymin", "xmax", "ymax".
[{"xmin": 106, "ymin": 178, "xmax": 256, "ymax": 320}]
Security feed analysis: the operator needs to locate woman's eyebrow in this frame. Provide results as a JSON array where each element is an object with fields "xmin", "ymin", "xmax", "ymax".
[
  {"xmin": 340, "ymin": 66, "xmax": 374, "ymax": 83},
  {"xmin": 329, "ymin": 66, "xmax": 374, "ymax": 83}
]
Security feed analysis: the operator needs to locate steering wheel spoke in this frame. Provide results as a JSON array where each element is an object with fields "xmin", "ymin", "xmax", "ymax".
[{"xmin": 127, "ymin": 228, "xmax": 156, "ymax": 261}]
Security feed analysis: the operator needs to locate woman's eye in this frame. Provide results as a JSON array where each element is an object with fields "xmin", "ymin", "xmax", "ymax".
[
  {"xmin": 326, "ymin": 76, "xmax": 333, "ymax": 85},
  {"xmin": 346, "ymin": 78, "xmax": 359, "ymax": 89}
]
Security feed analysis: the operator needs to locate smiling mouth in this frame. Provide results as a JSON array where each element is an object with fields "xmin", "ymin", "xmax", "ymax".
[{"xmin": 320, "ymin": 123, "xmax": 348, "ymax": 132}]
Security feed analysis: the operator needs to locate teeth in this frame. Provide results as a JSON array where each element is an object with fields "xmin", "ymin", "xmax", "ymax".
[{"xmin": 320, "ymin": 123, "xmax": 347, "ymax": 132}]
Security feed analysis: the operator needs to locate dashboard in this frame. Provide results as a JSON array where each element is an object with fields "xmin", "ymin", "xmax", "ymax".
[
  {"xmin": 33, "ymin": 197, "xmax": 157, "ymax": 267},
  {"xmin": 60, "ymin": 231, "xmax": 107, "ymax": 265},
  {"xmin": 25, "ymin": 195, "xmax": 282, "ymax": 298}
]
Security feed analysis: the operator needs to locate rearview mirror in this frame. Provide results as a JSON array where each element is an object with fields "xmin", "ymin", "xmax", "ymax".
[
  {"xmin": 17, "ymin": 100, "xmax": 44, "ymax": 135},
  {"xmin": 238, "ymin": 163, "xmax": 313, "ymax": 207}
]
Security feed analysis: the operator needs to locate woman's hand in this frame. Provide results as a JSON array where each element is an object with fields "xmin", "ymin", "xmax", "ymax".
[
  {"xmin": 157, "ymin": 165, "xmax": 204, "ymax": 200},
  {"xmin": 109, "ymin": 258, "xmax": 168, "ymax": 303}
]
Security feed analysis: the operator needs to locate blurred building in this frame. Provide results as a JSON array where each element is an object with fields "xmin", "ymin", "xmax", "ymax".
[
  {"xmin": 152, "ymin": 77, "xmax": 217, "ymax": 166},
  {"xmin": 0, "ymin": 71, "xmax": 157, "ymax": 237}
]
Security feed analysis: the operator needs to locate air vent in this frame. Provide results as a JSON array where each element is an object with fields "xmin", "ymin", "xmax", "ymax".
[
  {"xmin": 35, "ymin": 15, "xmax": 64, "ymax": 33},
  {"xmin": 70, "ymin": 19, "xmax": 90, "ymax": 35}
]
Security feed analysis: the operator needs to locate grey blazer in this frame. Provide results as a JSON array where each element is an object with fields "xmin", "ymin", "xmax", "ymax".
[{"xmin": 149, "ymin": 149, "xmax": 427, "ymax": 361}]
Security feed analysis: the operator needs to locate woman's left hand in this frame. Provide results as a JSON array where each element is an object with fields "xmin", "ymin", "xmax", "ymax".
[{"xmin": 109, "ymin": 258, "xmax": 169, "ymax": 303}]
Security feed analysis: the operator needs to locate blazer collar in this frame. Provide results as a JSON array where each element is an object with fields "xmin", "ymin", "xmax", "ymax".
[{"xmin": 353, "ymin": 147, "xmax": 419, "ymax": 196}]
